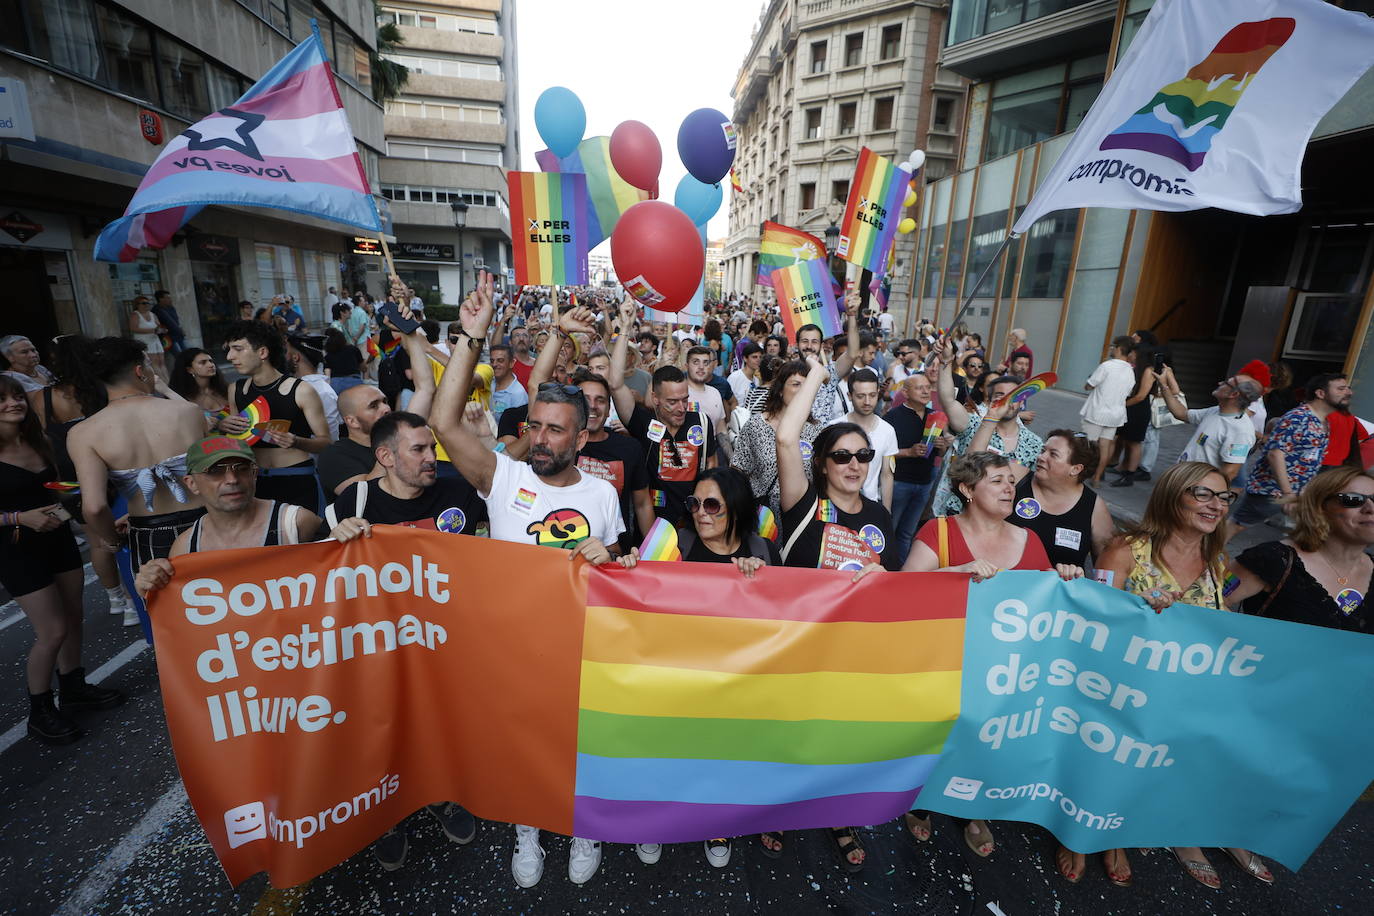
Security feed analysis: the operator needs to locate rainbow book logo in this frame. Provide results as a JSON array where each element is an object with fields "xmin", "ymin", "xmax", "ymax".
[{"xmin": 1100, "ymin": 18, "xmax": 1295, "ymax": 171}]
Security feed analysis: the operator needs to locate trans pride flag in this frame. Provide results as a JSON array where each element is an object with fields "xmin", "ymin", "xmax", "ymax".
[
  {"xmin": 507, "ymin": 171, "xmax": 589, "ymax": 286},
  {"xmin": 95, "ymin": 27, "xmax": 380, "ymax": 262},
  {"xmin": 836, "ymin": 148, "xmax": 909, "ymax": 275},
  {"xmin": 536, "ymin": 136, "xmax": 649, "ymax": 248}
]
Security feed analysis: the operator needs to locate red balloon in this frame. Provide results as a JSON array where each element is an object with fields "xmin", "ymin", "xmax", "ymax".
[
  {"xmin": 609, "ymin": 120, "xmax": 662, "ymax": 193},
  {"xmin": 611, "ymin": 201, "xmax": 704, "ymax": 312}
]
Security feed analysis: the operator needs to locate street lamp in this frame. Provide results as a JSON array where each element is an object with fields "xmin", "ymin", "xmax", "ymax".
[{"xmin": 450, "ymin": 200, "xmax": 469, "ymax": 301}]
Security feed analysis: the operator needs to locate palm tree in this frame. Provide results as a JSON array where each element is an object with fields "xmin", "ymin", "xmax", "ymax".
[{"xmin": 371, "ymin": 2, "xmax": 409, "ymax": 103}]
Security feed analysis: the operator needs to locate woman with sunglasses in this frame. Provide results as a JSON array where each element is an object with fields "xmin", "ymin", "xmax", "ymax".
[
  {"xmin": 768, "ymin": 355, "xmax": 893, "ymax": 872},
  {"xmin": 1095, "ymin": 461, "xmax": 1268, "ymax": 889},
  {"xmin": 1228, "ymin": 465, "xmax": 1373, "ymax": 633}
]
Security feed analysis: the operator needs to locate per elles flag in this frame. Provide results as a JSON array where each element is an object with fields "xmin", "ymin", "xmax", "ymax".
[
  {"xmin": 1012, "ymin": 0, "xmax": 1374, "ymax": 235},
  {"xmin": 95, "ymin": 26, "xmax": 380, "ymax": 262},
  {"xmin": 836, "ymin": 148, "xmax": 909, "ymax": 275},
  {"xmin": 508, "ymin": 171, "xmax": 590, "ymax": 286},
  {"xmin": 771, "ymin": 259, "xmax": 844, "ymax": 341},
  {"xmin": 536, "ymin": 136, "xmax": 649, "ymax": 248}
]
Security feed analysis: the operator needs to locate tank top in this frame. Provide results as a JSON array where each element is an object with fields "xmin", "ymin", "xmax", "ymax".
[
  {"xmin": 42, "ymin": 387, "xmax": 82, "ymax": 482},
  {"xmin": 187, "ymin": 500, "xmax": 300, "ymax": 551},
  {"xmin": 1008, "ymin": 475, "xmax": 1096, "ymax": 568},
  {"xmin": 233, "ymin": 375, "xmax": 315, "ymax": 447}
]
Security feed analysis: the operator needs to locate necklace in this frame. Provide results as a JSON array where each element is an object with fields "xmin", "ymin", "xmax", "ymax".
[
  {"xmin": 108, "ymin": 392, "xmax": 150, "ymax": 404},
  {"xmin": 1316, "ymin": 550, "xmax": 1364, "ymax": 587}
]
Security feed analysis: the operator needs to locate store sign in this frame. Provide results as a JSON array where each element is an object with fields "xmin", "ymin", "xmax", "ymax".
[
  {"xmin": 187, "ymin": 233, "xmax": 240, "ymax": 264},
  {"xmin": 0, "ymin": 210, "xmax": 43, "ymax": 243},
  {"xmin": 352, "ymin": 236, "xmax": 382, "ymax": 256},
  {"xmin": 395, "ymin": 242, "xmax": 455, "ymax": 261},
  {"xmin": 0, "ymin": 79, "xmax": 35, "ymax": 142},
  {"xmin": 138, "ymin": 108, "xmax": 164, "ymax": 145}
]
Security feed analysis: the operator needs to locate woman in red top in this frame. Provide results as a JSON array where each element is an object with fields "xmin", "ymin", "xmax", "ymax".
[{"xmin": 901, "ymin": 450, "xmax": 1083, "ymax": 856}]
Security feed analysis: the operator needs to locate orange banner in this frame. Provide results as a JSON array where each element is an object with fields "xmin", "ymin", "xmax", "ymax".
[{"xmin": 149, "ymin": 527, "xmax": 587, "ymax": 887}]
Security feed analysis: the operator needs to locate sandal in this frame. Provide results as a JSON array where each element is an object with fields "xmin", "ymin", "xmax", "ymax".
[
  {"xmin": 1224, "ymin": 848, "xmax": 1274, "ymax": 885},
  {"xmin": 758, "ymin": 831, "xmax": 784, "ymax": 859},
  {"xmin": 1103, "ymin": 848, "xmax": 1133, "ymax": 887},
  {"xmin": 1171, "ymin": 847, "xmax": 1221, "ymax": 889},
  {"xmin": 1055, "ymin": 845, "xmax": 1084, "ymax": 884},
  {"xmin": 901, "ymin": 811, "xmax": 932, "ymax": 843},
  {"xmin": 828, "ymin": 826, "xmax": 866, "ymax": 873},
  {"xmin": 963, "ymin": 820, "xmax": 995, "ymax": 858}
]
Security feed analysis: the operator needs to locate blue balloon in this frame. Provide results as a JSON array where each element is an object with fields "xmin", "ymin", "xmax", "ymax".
[
  {"xmin": 534, "ymin": 87, "xmax": 586, "ymax": 159},
  {"xmin": 673, "ymin": 175, "xmax": 722, "ymax": 226},
  {"xmin": 677, "ymin": 108, "xmax": 737, "ymax": 185}
]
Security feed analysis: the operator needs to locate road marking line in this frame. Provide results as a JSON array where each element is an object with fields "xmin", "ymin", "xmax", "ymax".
[
  {"xmin": 0, "ymin": 640, "xmax": 148, "ymax": 755},
  {"xmin": 0, "ymin": 610, "xmax": 24, "ymax": 631},
  {"xmin": 53, "ymin": 780, "xmax": 189, "ymax": 916}
]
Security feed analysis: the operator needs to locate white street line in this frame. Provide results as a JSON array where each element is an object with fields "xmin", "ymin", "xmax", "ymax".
[
  {"xmin": 53, "ymin": 780, "xmax": 189, "ymax": 916},
  {"xmin": 0, "ymin": 640, "xmax": 148, "ymax": 755},
  {"xmin": 0, "ymin": 610, "xmax": 24, "ymax": 632}
]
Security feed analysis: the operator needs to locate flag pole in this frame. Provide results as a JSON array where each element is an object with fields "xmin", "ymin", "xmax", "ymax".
[
  {"xmin": 378, "ymin": 236, "xmax": 402, "ymax": 297},
  {"xmin": 947, "ymin": 235, "xmax": 1015, "ymax": 333}
]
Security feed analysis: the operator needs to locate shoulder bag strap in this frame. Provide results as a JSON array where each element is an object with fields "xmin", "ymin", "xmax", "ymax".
[
  {"xmin": 1255, "ymin": 545, "xmax": 1296, "ymax": 617},
  {"xmin": 780, "ymin": 496, "xmax": 820, "ymax": 565},
  {"xmin": 937, "ymin": 516, "xmax": 950, "ymax": 569}
]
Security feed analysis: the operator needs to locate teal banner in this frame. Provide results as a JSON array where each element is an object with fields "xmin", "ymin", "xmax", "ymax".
[{"xmin": 922, "ymin": 572, "xmax": 1374, "ymax": 869}]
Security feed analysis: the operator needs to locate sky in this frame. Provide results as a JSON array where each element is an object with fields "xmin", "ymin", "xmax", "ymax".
[{"xmin": 514, "ymin": 0, "xmax": 756, "ymax": 250}]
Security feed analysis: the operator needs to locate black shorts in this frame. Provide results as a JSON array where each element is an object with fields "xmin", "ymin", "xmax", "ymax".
[
  {"xmin": 0, "ymin": 524, "xmax": 83, "ymax": 598},
  {"xmin": 128, "ymin": 507, "xmax": 206, "ymax": 575},
  {"xmin": 1119, "ymin": 399, "xmax": 1150, "ymax": 443}
]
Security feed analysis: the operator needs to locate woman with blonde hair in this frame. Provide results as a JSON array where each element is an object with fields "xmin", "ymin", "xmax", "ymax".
[
  {"xmin": 1094, "ymin": 461, "xmax": 1271, "ymax": 889},
  {"xmin": 1228, "ymin": 464, "xmax": 1373, "ymax": 632}
]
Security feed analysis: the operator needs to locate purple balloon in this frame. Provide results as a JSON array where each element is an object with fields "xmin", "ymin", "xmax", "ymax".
[{"xmin": 676, "ymin": 108, "xmax": 737, "ymax": 185}]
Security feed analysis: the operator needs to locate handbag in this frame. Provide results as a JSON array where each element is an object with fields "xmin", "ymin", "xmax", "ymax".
[{"xmin": 1149, "ymin": 390, "xmax": 1185, "ymax": 428}]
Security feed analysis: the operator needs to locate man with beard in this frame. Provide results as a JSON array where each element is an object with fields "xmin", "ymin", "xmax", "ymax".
[
  {"xmin": 793, "ymin": 292, "xmax": 862, "ymax": 425},
  {"xmin": 430, "ymin": 270, "xmax": 622, "ymax": 890}
]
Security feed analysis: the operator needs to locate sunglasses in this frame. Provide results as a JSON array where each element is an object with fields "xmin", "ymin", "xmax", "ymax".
[
  {"xmin": 537, "ymin": 382, "xmax": 585, "ymax": 399},
  {"xmin": 1332, "ymin": 492, "xmax": 1374, "ymax": 509},
  {"xmin": 827, "ymin": 448, "xmax": 876, "ymax": 465},
  {"xmin": 201, "ymin": 461, "xmax": 256, "ymax": 479},
  {"xmin": 1185, "ymin": 486, "xmax": 1237, "ymax": 505},
  {"xmin": 685, "ymin": 495, "xmax": 725, "ymax": 516}
]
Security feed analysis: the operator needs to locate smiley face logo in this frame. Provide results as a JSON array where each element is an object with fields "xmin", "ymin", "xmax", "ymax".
[
  {"xmin": 686, "ymin": 425, "xmax": 705, "ymax": 447},
  {"xmin": 436, "ymin": 506, "xmax": 467, "ymax": 534},
  {"xmin": 1014, "ymin": 497, "xmax": 1041, "ymax": 519},
  {"xmin": 223, "ymin": 801, "xmax": 267, "ymax": 848},
  {"xmin": 526, "ymin": 508, "xmax": 591, "ymax": 549}
]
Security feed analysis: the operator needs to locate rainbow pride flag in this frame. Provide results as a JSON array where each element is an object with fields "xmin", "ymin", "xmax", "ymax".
[
  {"xmin": 574, "ymin": 564, "xmax": 967, "ymax": 842},
  {"xmin": 508, "ymin": 171, "xmax": 589, "ymax": 287},
  {"xmin": 836, "ymin": 148, "xmax": 908, "ymax": 275},
  {"xmin": 755, "ymin": 221, "xmax": 827, "ymax": 286},
  {"xmin": 536, "ymin": 136, "xmax": 649, "ymax": 248},
  {"xmin": 638, "ymin": 518, "xmax": 682, "ymax": 562},
  {"xmin": 771, "ymin": 258, "xmax": 843, "ymax": 342},
  {"xmin": 756, "ymin": 505, "xmax": 778, "ymax": 541}
]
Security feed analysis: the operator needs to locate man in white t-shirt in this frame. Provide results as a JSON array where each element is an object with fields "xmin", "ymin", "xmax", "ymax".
[
  {"xmin": 1156, "ymin": 366, "xmax": 1262, "ymax": 481},
  {"xmin": 1080, "ymin": 336, "xmax": 1136, "ymax": 485},
  {"xmin": 726, "ymin": 342, "xmax": 763, "ymax": 406},
  {"xmin": 826, "ymin": 368, "xmax": 898, "ymax": 508},
  {"xmin": 431, "ymin": 271, "xmax": 623, "ymax": 891}
]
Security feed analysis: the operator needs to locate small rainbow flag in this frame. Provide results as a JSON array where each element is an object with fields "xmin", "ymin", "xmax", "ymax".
[
  {"xmin": 756, "ymin": 506, "xmax": 778, "ymax": 541},
  {"xmin": 508, "ymin": 171, "xmax": 589, "ymax": 287},
  {"xmin": 922, "ymin": 409, "xmax": 947, "ymax": 448},
  {"xmin": 755, "ymin": 221, "xmax": 827, "ymax": 286},
  {"xmin": 770, "ymin": 259, "xmax": 843, "ymax": 342},
  {"xmin": 574, "ymin": 564, "xmax": 968, "ymax": 843},
  {"xmin": 836, "ymin": 147, "xmax": 908, "ymax": 275},
  {"xmin": 536, "ymin": 136, "xmax": 649, "ymax": 248},
  {"xmin": 638, "ymin": 518, "xmax": 682, "ymax": 562}
]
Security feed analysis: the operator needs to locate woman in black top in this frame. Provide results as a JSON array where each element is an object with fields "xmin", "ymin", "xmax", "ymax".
[
  {"xmin": 1229, "ymin": 465, "xmax": 1374, "ymax": 634},
  {"xmin": 324, "ymin": 328, "xmax": 366, "ymax": 395},
  {"xmin": 1008, "ymin": 430, "xmax": 1116, "ymax": 569}
]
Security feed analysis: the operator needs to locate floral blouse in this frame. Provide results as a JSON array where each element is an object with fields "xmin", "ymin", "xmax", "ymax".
[{"xmin": 1124, "ymin": 537, "xmax": 1228, "ymax": 611}]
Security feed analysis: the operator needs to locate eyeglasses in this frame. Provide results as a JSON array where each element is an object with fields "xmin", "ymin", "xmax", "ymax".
[
  {"xmin": 826, "ymin": 448, "xmax": 876, "ymax": 465},
  {"xmin": 201, "ymin": 461, "xmax": 256, "ymax": 479},
  {"xmin": 685, "ymin": 496, "xmax": 725, "ymax": 516},
  {"xmin": 1332, "ymin": 492, "xmax": 1374, "ymax": 509},
  {"xmin": 1185, "ymin": 486, "xmax": 1237, "ymax": 505}
]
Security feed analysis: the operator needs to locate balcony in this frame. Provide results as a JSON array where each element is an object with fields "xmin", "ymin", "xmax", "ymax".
[
  {"xmin": 942, "ymin": 0, "xmax": 1115, "ymax": 80},
  {"xmin": 732, "ymin": 50, "xmax": 776, "ymax": 121},
  {"xmin": 384, "ymin": 114, "xmax": 507, "ymax": 146},
  {"xmin": 388, "ymin": 199, "xmax": 509, "ymax": 235},
  {"xmin": 403, "ymin": 73, "xmax": 506, "ymax": 103},
  {"xmin": 397, "ymin": 26, "xmax": 503, "ymax": 59}
]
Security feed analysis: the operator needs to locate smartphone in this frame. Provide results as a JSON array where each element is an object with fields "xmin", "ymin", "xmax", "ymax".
[
  {"xmin": 377, "ymin": 302, "xmax": 421, "ymax": 334},
  {"xmin": 1152, "ymin": 352, "xmax": 1166, "ymax": 373},
  {"xmin": 44, "ymin": 505, "xmax": 73, "ymax": 523}
]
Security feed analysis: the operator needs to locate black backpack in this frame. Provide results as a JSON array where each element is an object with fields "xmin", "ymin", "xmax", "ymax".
[{"xmin": 376, "ymin": 350, "xmax": 408, "ymax": 406}]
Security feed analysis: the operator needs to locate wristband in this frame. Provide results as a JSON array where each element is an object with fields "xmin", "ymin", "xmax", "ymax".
[{"xmin": 493, "ymin": 441, "xmax": 507, "ymax": 454}]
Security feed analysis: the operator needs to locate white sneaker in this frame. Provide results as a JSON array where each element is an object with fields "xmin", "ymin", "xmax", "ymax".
[
  {"xmin": 107, "ymin": 587, "xmax": 130, "ymax": 616},
  {"xmin": 512, "ymin": 825, "xmax": 544, "ymax": 888},
  {"xmin": 122, "ymin": 606, "xmax": 140, "ymax": 627},
  {"xmin": 635, "ymin": 843, "xmax": 661, "ymax": 864},
  {"xmin": 704, "ymin": 838, "xmax": 732, "ymax": 868},
  {"xmin": 568, "ymin": 836, "xmax": 602, "ymax": 885}
]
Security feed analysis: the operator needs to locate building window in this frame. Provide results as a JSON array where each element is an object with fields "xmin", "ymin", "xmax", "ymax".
[
  {"xmin": 288, "ymin": 0, "xmax": 314, "ymax": 41},
  {"xmin": 381, "ymin": 53, "xmax": 502, "ymax": 81},
  {"xmin": 96, "ymin": 3, "xmax": 157, "ymax": 102},
  {"xmin": 381, "ymin": 7, "xmax": 499, "ymax": 34},
  {"xmin": 1019, "ymin": 209, "xmax": 1079, "ymax": 298},
  {"xmin": 799, "ymin": 183, "xmax": 817, "ymax": 210},
  {"xmin": 949, "ymin": 0, "xmax": 1096, "ymax": 46},
  {"xmin": 805, "ymin": 108, "xmax": 822, "ymax": 139},
  {"xmin": 386, "ymin": 141, "xmax": 504, "ymax": 166},
  {"xmin": 265, "ymin": 0, "xmax": 289, "ymax": 33},
  {"xmin": 387, "ymin": 99, "xmax": 504, "ymax": 123},
  {"xmin": 844, "ymin": 33, "xmax": 863, "ymax": 67},
  {"xmin": 157, "ymin": 38, "xmax": 209, "ymax": 121},
  {"xmin": 873, "ymin": 96, "xmax": 894, "ymax": 131},
  {"xmin": 984, "ymin": 57, "xmax": 1105, "ymax": 161},
  {"xmin": 831, "ymin": 180, "xmax": 850, "ymax": 205},
  {"xmin": 837, "ymin": 102, "xmax": 857, "ymax": 135},
  {"xmin": 880, "ymin": 24, "xmax": 902, "ymax": 59},
  {"xmin": 810, "ymin": 40, "xmax": 827, "ymax": 73},
  {"xmin": 933, "ymin": 97, "xmax": 955, "ymax": 132}
]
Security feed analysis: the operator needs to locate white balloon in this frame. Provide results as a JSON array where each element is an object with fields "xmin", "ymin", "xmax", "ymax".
[{"xmin": 907, "ymin": 150, "xmax": 926, "ymax": 170}]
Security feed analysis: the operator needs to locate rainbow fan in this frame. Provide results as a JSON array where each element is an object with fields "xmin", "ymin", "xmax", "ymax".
[
  {"xmin": 226, "ymin": 396, "xmax": 271, "ymax": 446},
  {"xmin": 756, "ymin": 505, "xmax": 779, "ymax": 541},
  {"xmin": 992, "ymin": 372, "xmax": 1057, "ymax": 410},
  {"xmin": 638, "ymin": 518, "xmax": 682, "ymax": 562},
  {"xmin": 43, "ymin": 481, "xmax": 81, "ymax": 493}
]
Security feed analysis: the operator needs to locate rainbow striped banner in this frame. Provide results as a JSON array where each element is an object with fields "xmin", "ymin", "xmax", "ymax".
[
  {"xmin": 836, "ymin": 147, "xmax": 908, "ymax": 274},
  {"xmin": 508, "ymin": 171, "xmax": 590, "ymax": 287},
  {"xmin": 574, "ymin": 563, "xmax": 966, "ymax": 841},
  {"xmin": 535, "ymin": 136, "xmax": 649, "ymax": 248},
  {"xmin": 770, "ymin": 258, "xmax": 843, "ymax": 342},
  {"xmin": 755, "ymin": 221, "xmax": 828, "ymax": 286}
]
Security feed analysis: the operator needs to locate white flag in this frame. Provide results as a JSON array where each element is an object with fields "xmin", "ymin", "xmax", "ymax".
[{"xmin": 1012, "ymin": 0, "xmax": 1374, "ymax": 236}]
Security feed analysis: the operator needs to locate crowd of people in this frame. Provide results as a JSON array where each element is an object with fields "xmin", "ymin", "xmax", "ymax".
[{"xmin": 0, "ymin": 272, "xmax": 1368, "ymax": 894}]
